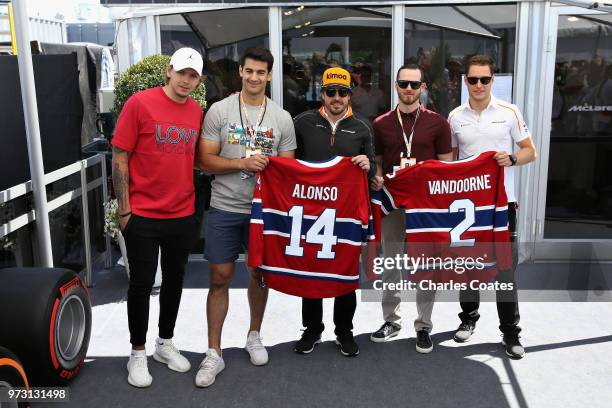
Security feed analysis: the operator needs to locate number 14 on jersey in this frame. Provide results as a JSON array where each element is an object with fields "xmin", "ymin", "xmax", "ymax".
[{"xmin": 284, "ymin": 206, "xmax": 338, "ymax": 259}]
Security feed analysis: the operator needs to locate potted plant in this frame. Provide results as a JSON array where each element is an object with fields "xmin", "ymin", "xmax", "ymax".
[{"xmin": 104, "ymin": 198, "xmax": 164, "ymax": 287}]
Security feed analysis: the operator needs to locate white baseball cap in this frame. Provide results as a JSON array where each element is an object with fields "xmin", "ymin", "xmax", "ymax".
[{"xmin": 169, "ymin": 47, "xmax": 203, "ymax": 76}]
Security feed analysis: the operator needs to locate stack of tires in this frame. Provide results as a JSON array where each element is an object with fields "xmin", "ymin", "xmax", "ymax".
[{"xmin": 0, "ymin": 268, "xmax": 92, "ymax": 389}]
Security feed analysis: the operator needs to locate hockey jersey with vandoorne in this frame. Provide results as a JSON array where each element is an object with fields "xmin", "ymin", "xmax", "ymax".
[
  {"xmin": 372, "ymin": 151, "xmax": 511, "ymax": 283},
  {"xmin": 248, "ymin": 156, "xmax": 374, "ymax": 298}
]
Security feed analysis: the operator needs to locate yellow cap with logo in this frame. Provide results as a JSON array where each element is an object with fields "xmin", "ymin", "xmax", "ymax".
[{"xmin": 321, "ymin": 67, "xmax": 352, "ymax": 89}]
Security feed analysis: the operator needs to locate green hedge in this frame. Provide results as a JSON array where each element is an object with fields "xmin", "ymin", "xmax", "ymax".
[{"xmin": 111, "ymin": 54, "xmax": 206, "ymax": 120}]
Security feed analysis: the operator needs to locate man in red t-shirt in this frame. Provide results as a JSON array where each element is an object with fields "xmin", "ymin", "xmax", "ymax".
[
  {"xmin": 369, "ymin": 63, "xmax": 453, "ymax": 353},
  {"xmin": 111, "ymin": 47, "xmax": 204, "ymax": 388}
]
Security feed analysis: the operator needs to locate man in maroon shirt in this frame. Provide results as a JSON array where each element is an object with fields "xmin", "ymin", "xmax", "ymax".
[{"xmin": 370, "ymin": 63, "xmax": 453, "ymax": 353}]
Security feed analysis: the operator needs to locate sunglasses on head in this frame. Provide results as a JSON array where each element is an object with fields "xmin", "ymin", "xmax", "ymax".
[
  {"xmin": 396, "ymin": 80, "xmax": 422, "ymax": 90},
  {"xmin": 323, "ymin": 88, "xmax": 350, "ymax": 98},
  {"xmin": 466, "ymin": 76, "xmax": 492, "ymax": 85}
]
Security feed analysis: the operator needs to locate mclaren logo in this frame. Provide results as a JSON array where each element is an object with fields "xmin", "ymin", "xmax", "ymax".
[{"xmin": 568, "ymin": 104, "xmax": 612, "ymax": 112}]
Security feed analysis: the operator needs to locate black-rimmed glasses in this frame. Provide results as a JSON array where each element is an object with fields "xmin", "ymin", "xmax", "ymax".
[
  {"xmin": 466, "ymin": 76, "xmax": 492, "ymax": 85},
  {"xmin": 396, "ymin": 80, "xmax": 422, "ymax": 90},
  {"xmin": 323, "ymin": 88, "xmax": 350, "ymax": 98}
]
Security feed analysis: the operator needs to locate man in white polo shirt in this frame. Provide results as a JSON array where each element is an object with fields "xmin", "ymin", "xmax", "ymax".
[{"xmin": 448, "ymin": 54, "xmax": 536, "ymax": 359}]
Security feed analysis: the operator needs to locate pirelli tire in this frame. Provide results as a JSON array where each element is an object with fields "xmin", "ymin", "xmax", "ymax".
[
  {"xmin": 0, "ymin": 346, "xmax": 30, "ymax": 408},
  {"xmin": 0, "ymin": 268, "xmax": 91, "ymax": 386}
]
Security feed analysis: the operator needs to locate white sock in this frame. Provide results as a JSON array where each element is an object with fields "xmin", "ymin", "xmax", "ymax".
[{"xmin": 131, "ymin": 348, "xmax": 146, "ymax": 358}]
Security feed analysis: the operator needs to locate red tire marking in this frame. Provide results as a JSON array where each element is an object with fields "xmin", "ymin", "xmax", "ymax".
[
  {"xmin": 60, "ymin": 277, "xmax": 80, "ymax": 297},
  {"xmin": 0, "ymin": 358, "xmax": 30, "ymax": 390},
  {"xmin": 49, "ymin": 298, "xmax": 60, "ymax": 369}
]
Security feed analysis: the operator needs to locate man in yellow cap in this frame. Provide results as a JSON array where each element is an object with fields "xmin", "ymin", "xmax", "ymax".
[{"xmin": 292, "ymin": 66, "xmax": 376, "ymax": 357}]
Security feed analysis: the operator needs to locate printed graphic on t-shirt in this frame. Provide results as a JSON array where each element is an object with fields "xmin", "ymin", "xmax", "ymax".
[
  {"xmin": 155, "ymin": 123, "xmax": 198, "ymax": 155},
  {"xmin": 227, "ymin": 122, "xmax": 275, "ymax": 156}
]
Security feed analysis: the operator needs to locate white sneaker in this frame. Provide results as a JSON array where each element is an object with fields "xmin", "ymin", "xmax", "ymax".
[
  {"xmin": 127, "ymin": 352, "xmax": 153, "ymax": 388},
  {"xmin": 195, "ymin": 349, "xmax": 225, "ymax": 388},
  {"xmin": 153, "ymin": 338, "xmax": 191, "ymax": 373},
  {"xmin": 245, "ymin": 331, "xmax": 269, "ymax": 366}
]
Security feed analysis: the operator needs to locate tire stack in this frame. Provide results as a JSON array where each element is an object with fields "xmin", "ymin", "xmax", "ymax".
[{"xmin": 0, "ymin": 267, "xmax": 92, "ymax": 387}]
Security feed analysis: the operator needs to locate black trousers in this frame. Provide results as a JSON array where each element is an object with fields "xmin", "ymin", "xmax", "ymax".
[
  {"xmin": 124, "ymin": 214, "xmax": 197, "ymax": 346},
  {"xmin": 302, "ymin": 291, "xmax": 356, "ymax": 336},
  {"xmin": 458, "ymin": 203, "xmax": 521, "ymax": 335}
]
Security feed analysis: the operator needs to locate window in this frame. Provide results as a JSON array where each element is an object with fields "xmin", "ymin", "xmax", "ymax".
[
  {"xmin": 282, "ymin": 6, "xmax": 392, "ymax": 119},
  {"xmin": 161, "ymin": 8, "xmax": 269, "ymax": 105},
  {"xmin": 404, "ymin": 4, "xmax": 517, "ymax": 117}
]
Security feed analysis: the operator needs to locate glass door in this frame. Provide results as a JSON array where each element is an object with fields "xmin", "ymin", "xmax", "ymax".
[{"xmin": 536, "ymin": 7, "xmax": 612, "ymax": 260}]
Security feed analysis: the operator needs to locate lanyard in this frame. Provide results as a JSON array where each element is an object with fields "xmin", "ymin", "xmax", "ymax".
[
  {"xmin": 396, "ymin": 104, "xmax": 420, "ymax": 158},
  {"xmin": 239, "ymin": 92, "xmax": 267, "ymax": 147}
]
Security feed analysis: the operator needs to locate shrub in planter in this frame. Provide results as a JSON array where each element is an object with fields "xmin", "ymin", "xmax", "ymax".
[{"xmin": 111, "ymin": 54, "xmax": 206, "ymax": 120}]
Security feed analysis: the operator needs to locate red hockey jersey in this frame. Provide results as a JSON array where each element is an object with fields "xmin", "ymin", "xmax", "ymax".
[
  {"xmin": 372, "ymin": 151, "xmax": 511, "ymax": 283},
  {"xmin": 248, "ymin": 156, "xmax": 374, "ymax": 298}
]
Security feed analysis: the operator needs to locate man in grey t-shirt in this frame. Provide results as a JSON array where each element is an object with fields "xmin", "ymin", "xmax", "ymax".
[{"xmin": 195, "ymin": 47, "xmax": 296, "ymax": 387}]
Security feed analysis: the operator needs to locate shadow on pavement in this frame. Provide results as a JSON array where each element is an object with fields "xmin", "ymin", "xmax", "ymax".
[{"xmin": 57, "ymin": 332, "xmax": 523, "ymax": 408}]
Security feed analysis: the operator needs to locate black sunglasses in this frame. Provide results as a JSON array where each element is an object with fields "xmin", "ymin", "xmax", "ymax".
[
  {"xmin": 396, "ymin": 80, "xmax": 422, "ymax": 90},
  {"xmin": 323, "ymin": 88, "xmax": 350, "ymax": 98},
  {"xmin": 466, "ymin": 76, "xmax": 492, "ymax": 85}
]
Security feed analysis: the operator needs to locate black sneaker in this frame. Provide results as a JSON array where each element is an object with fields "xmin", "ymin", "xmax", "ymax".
[
  {"xmin": 415, "ymin": 329, "xmax": 433, "ymax": 354},
  {"xmin": 294, "ymin": 330, "xmax": 322, "ymax": 354},
  {"xmin": 502, "ymin": 334, "xmax": 525, "ymax": 359},
  {"xmin": 335, "ymin": 333, "xmax": 359, "ymax": 357},
  {"xmin": 453, "ymin": 320, "xmax": 476, "ymax": 343},
  {"xmin": 370, "ymin": 321, "xmax": 401, "ymax": 343}
]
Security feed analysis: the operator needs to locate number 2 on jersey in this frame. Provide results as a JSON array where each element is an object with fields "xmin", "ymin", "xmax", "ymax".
[
  {"xmin": 285, "ymin": 206, "xmax": 338, "ymax": 259},
  {"xmin": 449, "ymin": 199, "xmax": 476, "ymax": 247}
]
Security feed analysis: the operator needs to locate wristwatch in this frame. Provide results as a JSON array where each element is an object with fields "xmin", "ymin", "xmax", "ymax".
[{"xmin": 508, "ymin": 154, "xmax": 517, "ymax": 166}]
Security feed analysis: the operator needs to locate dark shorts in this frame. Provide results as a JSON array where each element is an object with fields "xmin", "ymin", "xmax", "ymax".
[{"xmin": 204, "ymin": 207, "xmax": 250, "ymax": 264}]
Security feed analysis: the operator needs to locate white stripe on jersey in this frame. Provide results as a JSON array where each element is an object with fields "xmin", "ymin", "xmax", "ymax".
[
  {"xmin": 405, "ymin": 205, "xmax": 497, "ymax": 213},
  {"xmin": 381, "ymin": 187, "xmax": 398, "ymax": 211},
  {"xmin": 263, "ymin": 231, "xmax": 362, "ymax": 246},
  {"xmin": 406, "ymin": 225, "xmax": 502, "ymax": 233},
  {"xmin": 262, "ymin": 208, "xmax": 366, "ymax": 227},
  {"xmin": 337, "ymin": 238, "xmax": 363, "ymax": 246},
  {"xmin": 263, "ymin": 230, "xmax": 293, "ymax": 238},
  {"xmin": 296, "ymin": 156, "xmax": 343, "ymax": 168},
  {"xmin": 263, "ymin": 208, "xmax": 288, "ymax": 216},
  {"xmin": 406, "ymin": 228, "xmax": 450, "ymax": 233},
  {"xmin": 260, "ymin": 265, "xmax": 359, "ymax": 281}
]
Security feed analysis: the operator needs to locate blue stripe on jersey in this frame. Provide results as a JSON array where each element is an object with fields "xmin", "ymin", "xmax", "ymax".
[
  {"xmin": 262, "ymin": 212, "xmax": 365, "ymax": 242},
  {"xmin": 406, "ymin": 208, "xmax": 508, "ymax": 230},
  {"xmin": 380, "ymin": 189, "xmax": 395, "ymax": 214},
  {"xmin": 367, "ymin": 217, "xmax": 375, "ymax": 239},
  {"xmin": 494, "ymin": 208, "xmax": 508, "ymax": 229},
  {"xmin": 251, "ymin": 201, "xmax": 263, "ymax": 221},
  {"xmin": 370, "ymin": 190, "xmax": 382, "ymax": 205}
]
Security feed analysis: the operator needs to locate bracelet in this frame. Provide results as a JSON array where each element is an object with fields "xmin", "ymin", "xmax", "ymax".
[
  {"xmin": 119, "ymin": 211, "xmax": 132, "ymax": 218},
  {"xmin": 509, "ymin": 154, "xmax": 517, "ymax": 166}
]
